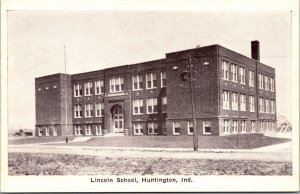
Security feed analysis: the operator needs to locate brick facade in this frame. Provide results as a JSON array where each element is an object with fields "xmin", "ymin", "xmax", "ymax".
[{"xmin": 35, "ymin": 41, "xmax": 276, "ymax": 136}]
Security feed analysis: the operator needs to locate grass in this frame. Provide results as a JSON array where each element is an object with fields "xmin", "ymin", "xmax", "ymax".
[
  {"xmin": 8, "ymin": 136, "xmax": 76, "ymax": 145},
  {"xmin": 8, "ymin": 152, "xmax": 292, "ymax": 175},
  {"xmin": 50, "ymin": 134, "xmax": 291, "ymax": 149}
]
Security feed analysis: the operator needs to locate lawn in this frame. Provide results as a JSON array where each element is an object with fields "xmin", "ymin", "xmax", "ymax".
[
  {"xmin": 8, "ymin": 136, "xmax": 76, "ymax": 145},
  {"xmin": 8, "ymin": 152, "xmax": 292, "ymax": 175},
  {"xmin": 51, "ymin": 134, "xmax": 290, "ymax": 149}
]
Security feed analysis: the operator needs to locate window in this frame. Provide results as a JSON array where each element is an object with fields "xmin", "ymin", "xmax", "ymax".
[
  {"xmin": 85, "ymin": 125, "xmax": 92, "ymax": 135},
  {"xmin": 203, "ymin": 121, "xmax": 211, "ymax": 135},
  {"xmin": 231, "ymin": 64, "xmax": 238, "ymax": 82},
  {"xmin": 52, "ymin": 127, "xmax": 57, "ymax": 136},
  {"xmin": 74, "ymin": 105, "xmax": 83, "ymax": 118},
  {"xmin": 233, "ymin": 120, "xmax": 238, "ymax": 133},
  {"xmin": 266, "ymin": 122, "xmax": 269, "ymax": 132},
  {"xmin": 240, "ymin": 94, "xmax": 246, "ymax": 111},
  {"xmin": 259, "ymin": 97, "xmax": 264, "ymax": 113},
  {"xmin": 224, "ymin": 120, "xmax": 230, "ymax": 134},
  {"xmin": 133, "ymin": 99, "xmax": 143, "ymax": 115},
  {"xmin": 162, "ymin": 96, "xmax": 167, "ymax": 113},
  {"xmin": 95, "ymin": 80, "xmax": 104, "ymax": 95},
  {"xmin": 74, "ymin": 125, "xmax": 82, "ymax": 135},
  {"xmin": 265, "ymin": 99, "xmax": 270, "ymax": 113},
  {"xmin": 133, "ymin": 123, "xmax": 144, "ymax": 135},
  {"xmin": 241, "ymin": 121, "xmax": 246, "ymax": 133},
  {"xmin": 264, "ymin": 75, "xmax": 269, "ymax": 91},
  {"xmin": 147, "ymin": 98, "xmax": 157, "ymax": 114},
  {"xmin": 222, "ymin": 90, "xmax": 230, "ymax": 110},
  {"xmin": 270, "ymin": 78, "xmax": 275, "ymax": 92},
  {"xmin": 231, "ymin": 92, "xmax": 238, "ymax": 110},
  {"xmin": 148, "ymin": 122, "xmax": 158, "ymax": 134},
  {"xmin": 38, "ymin": 127, "xmax": 43, "ymax": 136},
  {"xmin": 132, "ymin": 74, "xmax": 143, "ymax": 91},
  {"xmin": 84, "ymin": 82, "xmax": 93, "ymax": 96},
  {"xmin": 188, "ymin": 121, "xmax": 194, "ymax": 135},
  {"xmin": 270, "ymin": 100, "xmax": 275, "ymax": 114},
  {"xmin": 74, "ymin": 83, "xmax": 82, "ymax": 97},
  {"xmin": 249, "ymin": 96, "xmax": 255, "ymax": 112},
  {"xmin": 85, "ymin": 104, "xmax": 93, "ymax": 117},
  {"xmin": 109, "ymin": 77, "xmax": 124, "ymax": 93},
  {"xmin": 259, "ymin": 74, "xmax": 264, "ymax": 89},
  {"xmin": 249, "ymin": 70, "xmax": 255, "ymax": 87},
  {"xmin": 260, "ymin": 121, "xmax": 264, "ymax": 132},
  {"xmin": 251, "ymin": 121, "xmax": 256, "ymax": 133},
  {"xmin": 222, "ymin": 60, "xmax": 230, "ymax": 80},
  {"xmin": 45, "ymin": 127, "xmax": 49, "ymax": 136},
  {"xmin": 96, "ymin": 125, "xmax": 102, "ymax": 135},
  {"xmin": 161, "ymin": 71, "xmax": 167, "ymax": 87},
  {"xmin": 95, "ymin": 102, "xmax": 104, "ymax": 117},
  {"xmin": 173, "ymin": 122, "xmax": 180, "ymax": 135},
  {"xmin": 239, "ymin": 67, "xmax": 246, "ymax": 84},
  {"xmin": 146, "ymin": 73, "xmax": 157, "ymax": 89},
  {"xmin": 272, "ymin": 122, "xmax": 276, "ymax": 132},
  {"xmin": 162, "ymin": 122, "xmax": 167, "ymax": 134}
]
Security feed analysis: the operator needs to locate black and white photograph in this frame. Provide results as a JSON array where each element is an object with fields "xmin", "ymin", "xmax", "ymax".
[{"xmin": 1, "ymin": 0, "xmax": 299, "ymax": 192}]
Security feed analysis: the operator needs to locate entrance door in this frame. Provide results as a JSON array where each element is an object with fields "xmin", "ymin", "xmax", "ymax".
[{"xmin": 113, "ymin": 105, "xmax": 124, "ymax": 133}]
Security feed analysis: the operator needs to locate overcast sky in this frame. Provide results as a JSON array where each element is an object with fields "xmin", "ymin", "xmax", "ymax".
[{"xmin": 7, "ymin": 11, "xmax": 291, "ymax": 129}]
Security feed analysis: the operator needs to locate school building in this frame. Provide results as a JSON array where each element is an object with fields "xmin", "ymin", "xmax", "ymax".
[{"xmin": 35, "ymin": 41, "xmax": 276, "ymax": 136}]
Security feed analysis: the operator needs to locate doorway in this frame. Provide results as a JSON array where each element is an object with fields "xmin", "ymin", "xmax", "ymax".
[{"xmin": 112, "ymin": 105, "xmax": 124, "ymax": 133}]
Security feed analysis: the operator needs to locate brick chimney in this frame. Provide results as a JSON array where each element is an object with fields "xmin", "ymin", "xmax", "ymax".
[{"xmin": 251, "ymin": 40, "xmax": 260, "ymax": 61}]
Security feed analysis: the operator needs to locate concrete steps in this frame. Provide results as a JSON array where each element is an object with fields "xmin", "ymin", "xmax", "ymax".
[
  {"xmin": 71, "ymin": 136, "xmax": 93, "ymax": 142},
  {"xmin": 104, "ymin": 132, "xmax": 125, "ymax": 137}
]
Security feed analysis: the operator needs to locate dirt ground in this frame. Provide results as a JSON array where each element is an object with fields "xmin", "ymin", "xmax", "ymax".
[{"xmin": 8, "ymin": 152, "xmax": 292, "ymax": 176}]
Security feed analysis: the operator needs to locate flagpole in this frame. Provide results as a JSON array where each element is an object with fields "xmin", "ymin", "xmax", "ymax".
[{"xmin": 64, "ymin": 45, "xmax": 68, "ymax": 139}]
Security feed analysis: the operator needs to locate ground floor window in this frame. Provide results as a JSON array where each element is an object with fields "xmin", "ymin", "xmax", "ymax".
[
  {"xmin": 45, "ymin": 127, "xmax": 49, "ymax": 136},
  {"xmin": 188, "ymin": 121, "xmax": 193, "ymax": 135},
  {"xmin": 85, "ymin": 125, "xmax": 92, "ymax": 135},
  {"xmin": 260, "ymin": 121, "xmax": 264, "ymax": 132},
  {"xmin": 272, "ymin": 122, "xmax": 276, "ymax": 132},
  {"xmin": 241, "ymin": 120, "xmax": 246, "ymax": 133},
  {"xmin": 162, "ymin": 122, "xmax": 166, "ymax": 134},
  {"xmin": 148, "ymin": 122, "xmax": 158, "ymax": 135},
  {"xmin": 75, "ymin": 125, "xmax": 82, "ymax": 135},
  {"xmin": 38, "ymin": 127, "xmax": 42, "ymax": 136},
  {"xmin": 266, "ymin": 122, "xmax": 269, "ymax": 132},
  {"xmin": 224, "ymin": 120, "xmax": 230, "ymax": 134},
  {"xmin": 133, "ymin": 123, "xmax": 144, "ymax": 135},
  {"xmin": 52, "ymin": 126, "xmax": 57, "ymax": 136},
  {"xmin": 96, "ymin": 124, "xmax": 102, "ymax": 135},
  {"xmin": 251, "ymin": 121, "xmax": 256, "ymax": 133},
  {"xmin": 173, "ymin": 122, "xmax": 180, "ymax": 135},
  {"xmin": 203, "ymin": 121, "xmax": 211, "ymax": 135},
  {"xmin": 233, "ymin": 120, "xmax": 238, "ymax": 134}
]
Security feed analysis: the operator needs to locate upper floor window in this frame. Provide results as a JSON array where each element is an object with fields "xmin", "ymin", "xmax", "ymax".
[
  {"xmin": 270, "ymin": 99, "xmax": 275, "ymax": 114},
  {"xmin": 162, "ymin": 96, "xmax": 167, "ymax": 113},
  {"xmin": 231, "ymin": 64, "xmax": 238, "ymax": 82},
  {"xmin": 222, "ymin": 90, "xmax": 230, "ymax": 110},
  {"xmin": 85, "ymin": 104, "xmax": 93, "ymax": 117},
  {"xmin": 95, "ymin": 80, "xmax": 104, "ymax": 95},
  {"xmin": 249, "ymin": 70, "xmax": 255, "ymax": 87},
  {"xmin": 264, "ymin": 75, "xmax": 269, "ymax": 91},
  {"xmin": 231, "ymin": 92, "xmax": 238, "ymax": 110},
  {"xmin": 132, "ymin": 74, "xmax": 143, "ymax": 91},
  {"xmin": 270, "ymin": 77, "xmax": 275, "ymax": 92},
  {"xmin": 249, "ymin": 95, "xmax": 255, "ymax": 112},
  {"xmin": 240, "ymin": 94, "xmax": 246, "ymax": 111},
  {"xmin": 222, "ymin": 60, "xmax": 230, "ymax": 80},
  {"xmin": 147, "ymin": 98, "xmax": 157, "ymax": 114},
  {"xmin": 133, "ymin": 99, "xmax": 143, "ymax": 115},
  {"xmin": 259, "ymin": 74, "xmax": 264, "ymax": 89},
  {"xmin": 95, "ymin": 102, "xmax": 104, "ymax": 117},
  {"xmin": 239, "ymin": 67, "xmax": 246, "ymax": 84},
  {"xmin": 74, "ymin": 104, "xmax": 83, "ymax": 118},
  {"xmin": 110, "ymin": 77, "xmax": 124, "ymax": 93},
  {"xmin": 146, "ymin": 73, "xmax": 157, "ymax": 89},
  {"xmin": 84, "ymin": 82, "xmax": 93, "ymax": 96},
  {"xmin": 259, "ymin": 97, "xmax": 264, "ymax": 113},
  {"xmin": 161, "ymin": 71, "xmax": 167, "ymax": 87},
  {"xmin": 265, "ymin": 99, "xmax": 270, "ymax": 113},
  {"xmin": 74, "ymin": 83, "xmax": 82, "ymax": 97}
]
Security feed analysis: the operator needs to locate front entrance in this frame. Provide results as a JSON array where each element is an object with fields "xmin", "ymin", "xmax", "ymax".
[{"xmin": 112, "ymin": 105, "xmax": 124, "ymax": 133}]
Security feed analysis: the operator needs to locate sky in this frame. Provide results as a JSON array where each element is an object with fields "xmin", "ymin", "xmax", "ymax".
[{"xmin": 7, "ymin": 11, "xmax": 292, "ymax": 129}]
